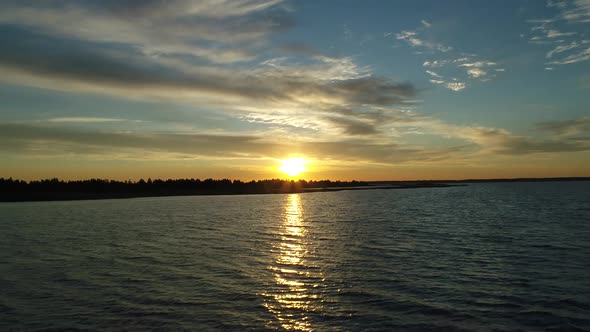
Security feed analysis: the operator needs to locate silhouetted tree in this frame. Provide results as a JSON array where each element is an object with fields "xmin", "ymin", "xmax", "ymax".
[{"xmin": 0, "ymin": 177, "xmax": 371, "ymax": 201}]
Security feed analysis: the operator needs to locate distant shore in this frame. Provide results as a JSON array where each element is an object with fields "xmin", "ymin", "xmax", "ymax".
[
  {"xmin": 0, "ymin": 178, "xmax": 459, "ymax": 202},
  {"xmin": 0, "ymin": 177, "xmax": 587, "ymax": 202}
]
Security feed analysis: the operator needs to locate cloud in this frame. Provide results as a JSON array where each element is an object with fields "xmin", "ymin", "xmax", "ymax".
[
  {"xmin": 0, "ymin": 123, "xmax": 472, "ymax": 164},
  {"xmin": 424, "ymin": 57, "xmax": 497, "ymax": 89},
  {"xmin": 445, "ymin": 82, "xmax": 466, "ymax": 91},
  {"xmin": 0, "ymin": 123, "xmax": 288, "ymax": 159},
  {"xmin": 395, "ymin": 27, "xmax": 452, "ymax": 53},
  {"xmin": 0, "ymin": 1, "xmax": 424, "ymax": 148},
  {"xmin": 432, "ymin": 122, "xmax": 590, "ymax": 155},
  {"xmin": 0, "ymin": 26, "xmax": 416, "ymax": 122},
  {"xmin": 548, "ymin": 47, "xmax": 590, "ymax": 64},
  {"xmin": 548, "ymin": 0, "xmax": 569, "ymax": 9},
  {"xmin": 322, "ymin": 116, "xmax": 378, "ymax": 136},
  {"xmin": 494, "ymin": 136, "xmax": 590, "ymax": 154},
  {"xmin": 458, "ymin": 61, "xmax": 497, "ymax": 68},
  {"xmin": 560, "ymin": 0, "xmax": 590, "ymax": 23},
  {"xmin": 46, "ymin": 117, "xmax": 126, "ymax": 123},
  {"xmin": 324, "ymin": 78, "xmax": 416, "ymax": 106},
  {"xmin": 425, "ymin": 70, "xmax": 443, "ymax": 78},
  {"xmin": 525, "ymin": 1, "xmax": 590, "ymax": 65},
  {"xmin": 394, "ymin": 21, "xmax": 500, "ymax": 91},
  {"xmin": 546, "ymin": 41, "xmax": 583, "ymax": 58},
  {"xmin": 423, "ymin": 60, "xmax": 450, "ymax": 68},
  {"xmin": 242, "ymin": 106, "xmax": 419, "ymax": 139},
  {"xmin": 536, "ymin": 116, "xmax": 590, "ymax": 136},
  {"xmin": 302, "ymin": 141, "xmax": 471, "ymax": 164},
  {"xmin": 426, "ymin": 70, "xmax": 467, "ymax": 91},
  {"xmin": 0, "ymin": 0, "xmax": 291, "ymax": 64},
  {"xmin": 466, "ymin": 68, "xmax": 487, "ymax": 78},
  {"xmin": 4, "ymin": 111, "xmax": 588, "ymax": 166},
  {"xmin": 546, "ymin": 29, "xmax": 577, "ymax": 38},
  {"xmin": 279, "ymin": 42, "xmax": 320, "ymax": 56},
  {"xmin": 425, "ymin": 68, "xmax": 469, "ymax": 91},
  {"xmin": 0, "ymin": 0, "xmax": 423, "ymax": 147},
  {"xmin": 450, "ymin": 60, "xmax": 499, "ymax": 80}
]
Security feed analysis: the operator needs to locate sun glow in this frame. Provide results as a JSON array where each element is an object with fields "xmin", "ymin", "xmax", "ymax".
[{"xmin": 279, "ymin": 158, "xmax": 307, "ymax": 177}]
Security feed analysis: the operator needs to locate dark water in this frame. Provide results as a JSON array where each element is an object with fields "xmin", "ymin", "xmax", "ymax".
[{"xmin": 1, "ymin": 182, "xmax": 589, "ymax": 331}]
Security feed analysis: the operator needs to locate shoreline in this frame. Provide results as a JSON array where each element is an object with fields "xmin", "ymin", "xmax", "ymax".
[
  {"xmin": 0, "ymin": 183, "xmax": 462, "ymax": 203},
  {"xmin": 1, "ymin": 177, "xmax": 588, "ymax": 203}
]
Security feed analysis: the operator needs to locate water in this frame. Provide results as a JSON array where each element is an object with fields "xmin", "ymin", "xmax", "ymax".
[{"xmin": 1, "ymin": 182, "xmax": 589, "ymax": 331}]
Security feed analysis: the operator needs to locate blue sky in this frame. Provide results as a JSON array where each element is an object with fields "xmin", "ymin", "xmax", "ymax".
[{"xmin": 0, "ymin": 0, "xmax": 588, "ymax": 180}]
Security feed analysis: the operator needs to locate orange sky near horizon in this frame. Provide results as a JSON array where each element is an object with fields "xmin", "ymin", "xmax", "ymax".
[{"xmin": 2, "ymin": 152, "xmax": 589, "ymax": 182}]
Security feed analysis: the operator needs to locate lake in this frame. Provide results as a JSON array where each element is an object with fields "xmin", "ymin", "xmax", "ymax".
[{"xmin": 1, "ymin": 182, "xmax": 589, "ymax": 331}]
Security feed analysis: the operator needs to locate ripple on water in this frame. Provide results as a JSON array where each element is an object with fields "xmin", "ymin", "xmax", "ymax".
[{"xmin": 0, "ymin": 182, "xmax": 589, "ymax": 330}]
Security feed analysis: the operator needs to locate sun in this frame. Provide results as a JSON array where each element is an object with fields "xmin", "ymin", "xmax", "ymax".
[{"xmin": 279, "ymin": 158, "xmax": 307, "ymax": 177}]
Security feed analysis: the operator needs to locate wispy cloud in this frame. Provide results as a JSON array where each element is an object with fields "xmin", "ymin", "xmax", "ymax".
[
  {"xmin": 0, "ymin": 1, "xmax": 426, "ymax": 146},
  {"xmin": 397, "ymin": 36, "xmax": 452, "ymax": 53},
  {"xmin": 0, "ymin": 0, "xmax": 294, "ymax": 64},
  {"xmin": 422, "ymin": 56, "xmax": 500, "ymax": 91},
  {"xmin": 466, "ymin": 68, "xmax": 487, "ymax": 78},
  {"xmin": 6, "ymin": 113, "xmax": 588, "ymax": 166},
  {"xmin": 560, "ymin": 0, "xmax": 590, "ymax": 23},
  {"xmin": 47, "ymin": 117, "xmax": 126, "ymax": 123},
  {"xmin": 546, "ymin": 29, "xmax": 577, "ymax": 38},
  {"xmin": 537, "ymin": 116, "xmax": 590, "ymax": 136},
  {"xmin": 444, "ymin": 82, "xmax": 466, "ymax": 91},
  {"xmin": 546, "ymin": 40, "xmax": 585, "ymax": 58},
  {"xmin": 391, "ymin": 21, "xmax": 501, "ymax": 92},
  {"xmin": 548, "ymin": 0, "xmax": 569, "ymax": 10},
  {"xmin": 0, "ymin": 123, "xmax": 469, "ymax": 164},
  {"xmin": 394, "ymin": 22, "xmax": 452, "ymax": 53},
  {"xmin": 421, "ymin": 20, "xmax": 432, "ymax": 28},
  {"xmin": 322, "ymin": 116, "xmax": 379, "ymax": 136},
  {"xmin": 548, "ymin": 47, "xmax": 590, "ymax": 64},
  {"xmin": 458, "ymin": 61, "xmax": 497, "ymax": 68},
  {"xmin": 526, "ymin": 0, "xmax": 590, "ymax": 65},
  {"xmin": 423, "ymin": 60, "xmax": 449, "ymax": 68},
  {"xmin": 425, "ymin": 70, "xmax": 443, "ymax": 78},
  {"xmin": 0, "ymin": 24, "xmax": 417, "ymax": 138}
]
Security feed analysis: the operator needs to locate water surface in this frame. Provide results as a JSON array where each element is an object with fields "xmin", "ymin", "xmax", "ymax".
[{"xmin": 1, "ymin": 182, "xmax": 589, "ymax": 331}]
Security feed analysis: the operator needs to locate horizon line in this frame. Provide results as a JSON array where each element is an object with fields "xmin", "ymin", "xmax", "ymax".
[{"xmin": 2, "ymin": 176, "xmax": 589, "ymax": 183}]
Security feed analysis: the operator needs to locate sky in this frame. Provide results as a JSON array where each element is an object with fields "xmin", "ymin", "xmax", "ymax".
[{"xmin": 0, "ymin": 0, "xmax": 589, "ymax": 181}]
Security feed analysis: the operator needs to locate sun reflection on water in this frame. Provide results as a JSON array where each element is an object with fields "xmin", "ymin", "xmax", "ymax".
[{"xmin": 262, "ymin": 194, "xmax": 324, "ymax": 331}]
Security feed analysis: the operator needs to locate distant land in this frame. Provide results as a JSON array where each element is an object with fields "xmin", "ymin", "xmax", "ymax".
[{"xmin": 0, "ymin": 177, "xmax": 588, "ymax": 202}]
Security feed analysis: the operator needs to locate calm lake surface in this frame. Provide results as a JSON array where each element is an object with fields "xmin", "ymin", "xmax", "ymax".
[{"xmin": 1, "ymin": 182, "xmax": 589, "ymax": 331}]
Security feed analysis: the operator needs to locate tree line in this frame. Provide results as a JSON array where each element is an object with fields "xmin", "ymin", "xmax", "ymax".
[{"xmin": 0, "ymin": 178, "xmax": 369, "ymax": 201}]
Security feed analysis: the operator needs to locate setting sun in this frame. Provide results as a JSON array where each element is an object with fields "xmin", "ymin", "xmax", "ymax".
[{"xmin": 278, "ymin": 158, "xmax": 307, "ymax": 177}]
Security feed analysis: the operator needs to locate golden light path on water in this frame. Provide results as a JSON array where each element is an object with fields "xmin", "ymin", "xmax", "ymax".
[{"xmin": 262, "ymin": 194, "xmax": 325, "ymax": 331}]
